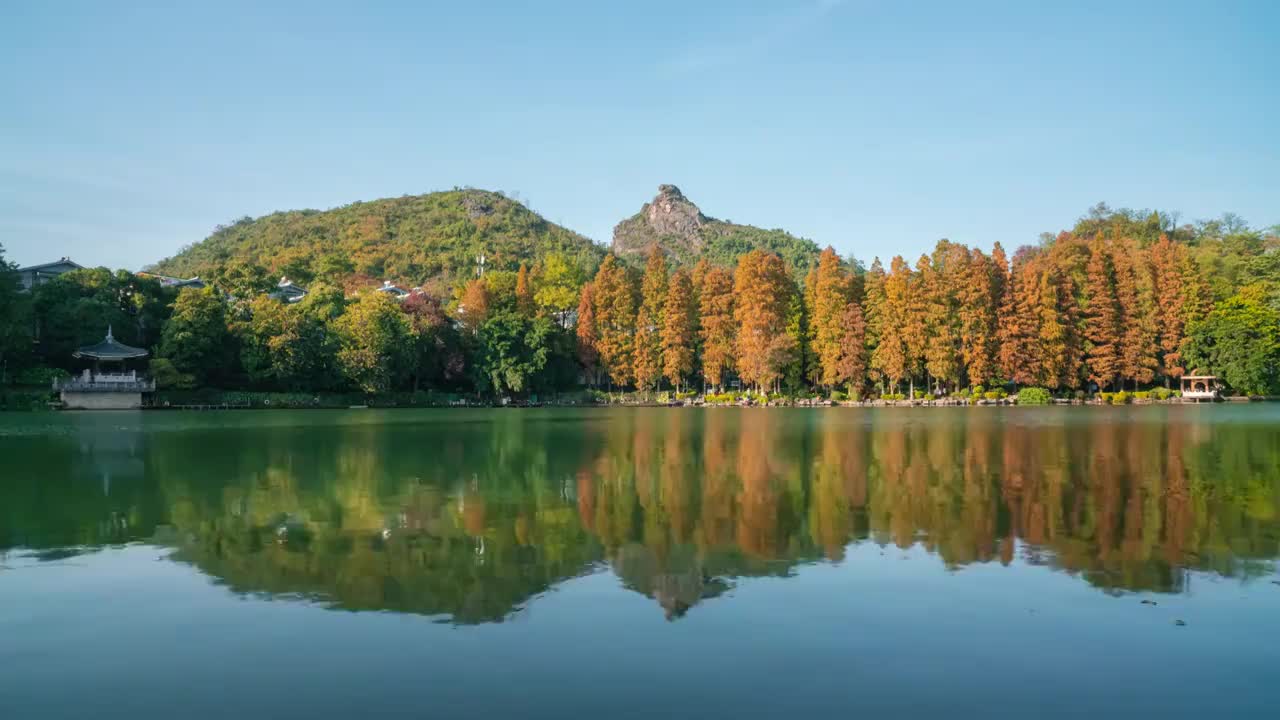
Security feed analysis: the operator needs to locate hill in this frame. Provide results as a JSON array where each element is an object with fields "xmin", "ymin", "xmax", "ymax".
[
  {"xmin": 611, "ymin": 185, "xmax": 821, "ymax": 276},
  {"xmin": 149, "ymin": 189, "xmax": 606, "ymax": 292}
]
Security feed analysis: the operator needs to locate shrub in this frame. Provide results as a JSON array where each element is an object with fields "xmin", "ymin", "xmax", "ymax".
[
  {"xmin": 705, "ymin": 392, "xmax": 740, "ymax": 404},
  {"xmin": 1017, "ymin": 387, "xmax": 1052, "ymax": 405},
  {"xmin": 1099, "ymin": 392, "xmax": 1113, "ymax": 403},
  {"xmin": 830, "ymin": 390, "xmax": 847, "ymax": 402},
  {"xmin": 0, "ymin": 389, "xmax": 55, "ymax": 411},
  {"xmin": 1151, "ymin": 387, "xmax": 1174, "ymax": 401},
  {"xmin": 971, "ymin": 385, "xmax": 985, "ymax": 397},
  {"xmin": 1111, "ymin": 390, "xmax": 1131, "ymax": 405},
  {"xmin": 12, "ymin": 366, "xmax": 70, "ymax": 387},
  {"xmin": 1133, "ymin": 391, "xmax": 1151, "ymax": 401},
  {"xmin": 982, "ymin": 390, "xmax": 1002, "ymax": 401},
  {"xmin": 150, "ymin": 358, "xmax": 196, "ymax": 390}
]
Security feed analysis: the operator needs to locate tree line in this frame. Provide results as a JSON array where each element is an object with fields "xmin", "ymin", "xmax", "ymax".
[
  {"xmin": 578, "ymin": 209, "xmax": 1280, "ymax": 397},
  {"xmin": 1, "ymin": 205, "xmax": 1277, "ymax": 398}
]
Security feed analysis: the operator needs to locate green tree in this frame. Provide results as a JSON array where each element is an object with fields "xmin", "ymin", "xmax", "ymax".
[
  {"xmin": 236, "ymin": 290, "xmax": 343, "ymax": 391},
  {"xmin": 32, "ymin": 268, "xmax": 161, "ymax": 368},
  {"xmin": 472, "ymin": 312, "xmax": 555, "ymax": 397},
  {"xmin": 335, "ymin": 293, "xmax": 414, "ymax": 393},
  {"xmin": 211, "ymin": 260, "xmax": 273, "ymax": 299},
  {"xmin": 0, "ymin": 244, "xmax": 32, "ymax": 383},
  {"xmin": 159, "ymin": 287, "xmax": 235, "ymax": 387},
  {"xmin": 1183, "ymin": 286, "xmax": 1280, "ymax": 396}
]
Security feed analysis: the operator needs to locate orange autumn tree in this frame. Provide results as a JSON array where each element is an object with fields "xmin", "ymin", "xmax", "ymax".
[
  {"xmin": 514, "ymin": 263, "xmax": 534, "ymax": 316},
  {"xmin": 998, "ymin": 248, "xmax": 1040, "ymax": 387},
  {"xmin": 590, "ymin": 255, "xmax": 637, "ymax": 388},
  {"xmin": 733, "ymin": 250, "xmax": 796, "ymax": 393},
  {"xmin": 1111, "ymin": 237, "xmax": 1158, "ymax": 389},
  {"xmin": 836, "ymin": 298, "xmax": 868, "ymax": 395},
  {"xmin": 871, "ymin": 256, "xmax": 912, "ymax": 393},
  {"xmin": 1084, "ymin": 237, "xmax": 1123, "ymax": 390},
  {"xmin": 862, "ymin": 258, "xmax": 887, "ymax": 389},
  {"xmin": 458, "ymin": 278, "xmax": 489, "ymax": 335},
  {"xmin": 575, "ymin": 280, "xmax": 600, "ymax": 386},
  {"xmin": 699, "ymin": 266, "xmax": 736, "ymax": 391},
  {"xmin": 921, "ymin": 241, "xmax": 965, "ymax": 393},
  {"xmin": 958, "ymin": 247, "xmax": 1000, "ymax": 386},
  {"xmin": 1149, "ymin": 234, "xmax": 1188, "ymax": 382},
  {"xmin": 811, "ymin": 247, "xmax": 852, "ymax": 389},
  {"xmin": 661, "ymin": 268, "xmax": 697, "ymax": 391},
  {"xmin": 632, "ymin": 246, "xmax": 668, "ymax": 391}
]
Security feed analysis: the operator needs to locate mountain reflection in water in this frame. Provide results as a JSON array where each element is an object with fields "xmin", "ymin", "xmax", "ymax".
[{"xmin": 2, "ymin": 407, "xmax": 1277, "ymax": 623}]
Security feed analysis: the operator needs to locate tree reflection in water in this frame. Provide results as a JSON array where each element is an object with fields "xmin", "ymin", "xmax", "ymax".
[{"xmin": 1, "ymin": 408, "xmax": 1277, "ymax": 623}]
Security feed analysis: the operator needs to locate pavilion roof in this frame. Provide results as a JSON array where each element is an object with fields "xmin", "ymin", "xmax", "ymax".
[{"xmin": 72, "ymin": 327, "xmax": 149, "ymax": 360}]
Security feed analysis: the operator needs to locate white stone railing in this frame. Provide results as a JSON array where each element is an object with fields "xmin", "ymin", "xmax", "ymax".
[{"xmin": 54, "ymin": 376, "xmax": 155, "ymax": 392}]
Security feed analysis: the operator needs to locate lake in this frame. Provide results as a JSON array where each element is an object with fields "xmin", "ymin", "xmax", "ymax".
[{"xmin": 2, "ymin": 406, "xmax": 1278, "ymax": 718}]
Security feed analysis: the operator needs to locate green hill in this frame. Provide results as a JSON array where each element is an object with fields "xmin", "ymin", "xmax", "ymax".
[
  {"xmin": 149, "ymin": 189, "xmax": 606, "ymax": 292},
  {"xmin": 612, "ymin": 185, "xmax": 821, "ymax": 276}
]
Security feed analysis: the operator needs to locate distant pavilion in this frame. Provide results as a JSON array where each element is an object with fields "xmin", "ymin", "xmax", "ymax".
[
  {"xmin": 1180, "ymin": 373, "xmax": 1221, "ymax": 402},
  {"xmin": 55, "ymin": 327, "xmax": 155, "ymax": 410}
]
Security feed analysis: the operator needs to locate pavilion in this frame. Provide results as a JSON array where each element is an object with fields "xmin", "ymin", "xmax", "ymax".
[
  {"xmin": 55, "ymin": 327, "xmax": 155, "ymax": 409},
  {"xmin": 1180, "ymin": 373, "xmax": 1221, "ymax": 402}
]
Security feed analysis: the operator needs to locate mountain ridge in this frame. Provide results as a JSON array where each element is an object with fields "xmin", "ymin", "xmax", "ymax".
[{"xmin": 149, "ymin": 184, "xmax": 823, "ymax": 292}]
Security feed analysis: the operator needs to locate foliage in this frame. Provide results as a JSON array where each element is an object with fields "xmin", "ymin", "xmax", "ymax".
[
  {"xmin": 589, "ymin": 255, "xmax": 637, "ymax": 387},
  {"xmin": 698, "ymin": 266, "xmax": 736, "ymax": 390},
  {"xmin": 631, "ymin": 246, "xmax": 667, "ymax": 391},
  {"xmin": 533, "ymin": 252, "xmax": 584, "ymax": 325},
  {"xmin": 1017, "ymin": 387, "xmax": 1052, "ymax": 405},
  {"xmin": 661, "ymin": 268, "xmax": 697, "ymax": 391},
  {"xmin": 149, "ymin": 189, "xmax": 604, "ymax": 294},
  {"xmin": 471, "ymin": 311, "xmax": 558, "ymax": 397},
  {"xmin": 335, "ymin": 293, "xmax": 414, "ymax": 393},
  {"xmin": 149, "ymin": 358, "xmax": 196, "ymax": 390},
  {"xmin": 32, "ymin": 268, "xmax": 174, "ymax": 368},
  {"xmin": 11, "ymin": 365, "xmax": 69, "ymax": 386},
  {"xmin": 0, "ymin": 244, "xmax": 31, "ymax": 384},
  {"xmin": 1183, "ymin": 285, "xmax": 1280, "ymax": 396},
  {"xmin": 159, "ymin": 287, "xmax": 233, "ymax": 387},
  {"xmin": 734, "ymin": 250, "xmax": 797, "ymax": 391}
]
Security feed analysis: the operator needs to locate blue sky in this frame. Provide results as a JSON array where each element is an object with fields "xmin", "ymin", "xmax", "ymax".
[{"xmin": 2, "ymin": 0, "xmax": 1277, "ymax": 271}]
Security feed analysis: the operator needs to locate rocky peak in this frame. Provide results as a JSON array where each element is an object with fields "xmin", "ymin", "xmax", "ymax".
[
  {"xmin": 612, "ymin": 184, "xmax": 710, "ymax": 260},
  {"xmin": 646, "ymin": 185, "xmax": 706, "ymax": 237}
]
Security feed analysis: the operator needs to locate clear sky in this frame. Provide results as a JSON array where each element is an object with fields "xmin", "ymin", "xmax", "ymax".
[{"xmin": 2, "ymin": 0, "xmax": 1277, "ymax": 271}]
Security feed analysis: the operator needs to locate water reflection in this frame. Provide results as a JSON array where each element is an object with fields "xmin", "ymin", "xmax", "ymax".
[{"xmin": 2, "ymin": 408, "xmax": 1278, "ymax": 622}]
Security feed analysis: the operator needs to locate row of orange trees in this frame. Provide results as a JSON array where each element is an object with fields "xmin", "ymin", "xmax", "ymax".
[{"xmin": 572, "ymin": 231, "xmax": 1226, "ymax": 396}]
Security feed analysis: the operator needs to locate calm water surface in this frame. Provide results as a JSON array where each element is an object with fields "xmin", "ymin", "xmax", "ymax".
[{"xmin": 2, "ymin": 406, "xmax": 1279, "ymax": 718}]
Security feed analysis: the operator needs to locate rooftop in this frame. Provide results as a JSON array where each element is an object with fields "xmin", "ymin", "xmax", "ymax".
[{"xmin": 72, "ymin": 327, "xmax": 149, "ymax": 361}]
